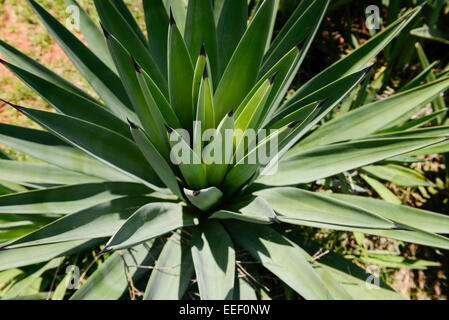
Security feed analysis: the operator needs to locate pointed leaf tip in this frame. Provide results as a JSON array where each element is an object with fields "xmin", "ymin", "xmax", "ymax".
[
  {"xmin": 97, "ymin": 247, "xmax": 113, "ymax": 257},
  {"xmin": 269, "ymin": 216, "xmax": 281, "ymax": 224},
  {"xmin": 132, "ymin": 56, "xmax": 142, "ymax": 73},
  {"xmin": 200, "ymin": 42, "xmax": 207, "ymax": 57},
  {"xmin": 127, "ymin": 118, "xmax": 138, "ymax": 129},
  {"xmin": 296, "ymin": 37, "xmax": 308, "ymax": 51},
  {"xmin": 269, "ymin": 71, "xmax": 280, "ymax": 85},
  {"xmin": 393, "ymin": 224, "xmax": 409, "ymax": 231},
  {"xmin": 227, "ymin": 109, "xmax": 234, "ymax": 117},
  {"xmin": 100, "ymin": 22, "xmax": 110, "ymax": 39},
  {"xmin": 420, "ymin": 0, "xmax": 429, "ymax": 8},
  {"xmin": 404, "ymin": 11, "xmax": 414, "ymax": 21},
  {"xmin": 0, "ymin": 98, "xmax": 22, "ymax": 111},
  {"xmin": 169, "ymin": 7, "xmax": 176, "ymax": 26},
  {"xmin": 165, "ymin": 124, "xmax": 174, "ymax": 134},
  {"xmin": 288, "ymin": 120, "xmax": 300, "ymax": 128},
  {"xmin": 364, "ymin": 64, "xmax": 374, "ymax": 75},
  {"xmin": 202, "ymin": 64, "xmax": 209, "ymax": 79},
  {"xmin": 317, "ymin": 98, "xmax": 330, "ymax": 108}
]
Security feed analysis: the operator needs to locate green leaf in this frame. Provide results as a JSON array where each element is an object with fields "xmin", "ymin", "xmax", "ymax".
[
  {"xmin": 0, "ymin": 181, "xmax": 27, "ymax": 194},
  {"xmin": 165, "ymin": 0, "xmax": 188, "ymax": 34},
  {"xmin": 310, "ymin": 268, "xmax": 353, "ymax": 300},
  {"xmin": 360, "ymin": 174, "xmax": 402, "ymax": 205},
  {"xmin": 226, "ymin": 221, "xmax": 332, "ymax": 299},
  {"xmin": 398, "ymin": 61, "xmax": 439, "ymax": 93},
  {"xmin": 130, "ymin": 123, "xmax": 183, "ymax": 199},
  {"xmin": 216, "ymin": 0, "xmax": 247, "ymax": 77},
  {"xmin": 197, "ymin": 63, "xmax": 215, "ymax": 131},
  {"xmin": 193, "ymin": 64, "xmax": 215, "ymax": 158},
  {"xmin": 184, "ymin": 187, "xmax": 223, "ymax": 211},
  {"xmin": 204, "ymin": 110, "xmax": 234, "ymax": 186},
  {"xmin": 234, "ymin": 76, "xmax": 274, "ymax": 148},
  {"xmin": 3, "ymin": 196, "xmax": 154, "ymax": 249},
  {"xmin": 222, "ymin": 123, "xmax": 298, "ymax": 194},
  {"xmin": 0, "ymin": 269, "xmax": 24, "ymax": 288},
  {"xmin": 143, "ymin": 0, "xmax": 169, "ymax": 77},
  {"xmin": 260, "ymin": 136, "xmax": 446, "ymax": 186},
  {"xmin": 372, "ymin": 126, "xmax": 449, "ymax": 139},
  {"xmin": 94, "ymin": 0, "xmax": 168, "ymax": 96},
  {"xmin": 3, "ymin": 258, "xmax": 63, "ymax": 299},
  {"xmin": 137, "ymin": 65, "xmax": 182, "ymax": 130},
  {"xmin": 184, "ymin": 0, "xmax": 219, "ymax": 84},
  {"xmin": 12, "ymin": 105, "xmax": 163, "ymax": 190},
  {"xmin": 262, "ymin": 101, "xmax": 344, "ymax": 181},
  {"xmin": 285, "ymin": 232, "xmax": 404, "ymax": 300},
  {"xmin": 380, "ymin": 110, "xmax": 447, "ymax": 133},
  {"xmin": 268, "ymin": 101, "xmax": 317, "ymax": 130},
  {"xmin": 261, "ymin": 0, "xmax": 329, "ymax": 76},
  {"xmin": 410, "ymin": 24, "xmax": 449, "ymax": 45},
  {"xmin": 51, "ymin": 268, "xmax": 72, "ymax": 300},
  {"xmin": 210, "ymin": 195, "xmax": 278, "ymax": 225},
  {"xmin": 234, "ymin": 74, "xmax": 276, "ymax": 173},
  {"xmin": 144, "ymin": 231, "xmax": 194, "ymax": 300},
  {"xmin": 64, "ymin": 0, "xmax": 115, "ymax": 70},
  {"xmin": 104, "ymin": 33, "xmax": 167, "ymax": 154},
  {"xmin": 168, "ymin": 14, "xmax": 195, "ymax": 131},
  {"xmin": 256, "ymin": 187, "xmax": 395, "ymax": 229},
  {"xmin": 167, "ymin": 127, "xmax": 208, "ymax": 190},
  {"xmin": 71, "ymin": 244, "xmax": 150, "ymax": 300},
  {"xmin": 415, "ymin": 43, "xmax": 447, "ymax": 123},
  {"xmin": 272, "ymin": 68, "xmax": 369, "ymax": 133},
  {"xmin": 263, "ymin": 0, "xmax": 279, "ymax": 54},
  {"xmin": 234, "ymin": 277, "xmax": 258, "ymax": 300},
  {"xmin": 0, "ymin": 160, "xmax": 103, "ymax": 186},
  {"xmin": 0, "ymin": 182, "xmax": 150, "ymax": 215},
  {"xmin": 358, "ymin": 254, "xmax": 440, "ymax": 270},
  {"xmin": 260, "ymin": 43, "xmax": 321, "ymax": 129},
  {"xmin": 191, "ymin": 220, "xmax": 235, "ymax": 300},
  {"xmin": 282, "ymin": 5, "xmax": 424, "ymax": 110},
  {"xmin": 0, "ymin": 239, "xmax": 102, "ymax": 271},
  {"xmin": 135, "ymin": 67, "xmax": 178, "ymax": 160},
  {"xmin": 0, "ymin": 225, "xmax": 42, "ymax": 244},
  {"xmin": 0, "ymin": 39, "xmax": 96, "ymax": 104},
  {"xmin": 362, "ymin": 164, "xmax": 433, "ymax": 187},
  {"xmin": 279, "ymin": 212, "xmax": 449, "ymax": 250},
  {"xmin": 0, "ymin": 60, "xmax": 131, "ymax": 138},
  {"xmin": 405, "ymin": 140, "xmax": 449, "ymax": 156},
  {"xmin": 213, "ymin": 0, "xmax": 276, "ymax": 121},
  {"xmin": 329, "ymin": 193, "xmax": 449, "ymax": 234},
  {"xmin": 0, "ymin": 148, "xmax": 12, "ymax": 160},
  {"xmin": 264, "ymin": 0, "xmax": 313, "ymax": 62},
  {"xmin": 264, "ymin": 100, "xmax": 322, "ymax": 166},
  {"xmin": 386, "ymin": 156, "xmax": 427, "ymax": 163},
  {"xmin": 192, "ymin": 50, "xmax": 211, "ymax": 112},
  {"xmin": 105, "ymin": 203, "xmax": 199, "ymax": 251},
  {"xmin": 213, "ymin": 0, "xmax": 225, "ymax": 24},
  {"xmin": 0, "ymin": 123, "xmax": 131, "ymax": 182},
  {"xmin": 27, "ymin": 0, "xmax": 133, "ymax": 119},
  {"xmin": 298, "ymin": 76, "xmax": 449, "ymax": 149},
  {"xmin": 110, "ymin": 0, "xmax": 148, "ymax": 46}
]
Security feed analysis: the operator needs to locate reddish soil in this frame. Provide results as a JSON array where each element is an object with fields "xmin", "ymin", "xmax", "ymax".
[{"xmin": 0, "ymin": 4, "xmax": 71, "ymax": 123}]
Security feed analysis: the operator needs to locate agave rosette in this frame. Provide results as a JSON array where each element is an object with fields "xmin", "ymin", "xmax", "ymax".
[{"xmin": 0, "ymin": 0, "xmax": 449, "ymax": 300}]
